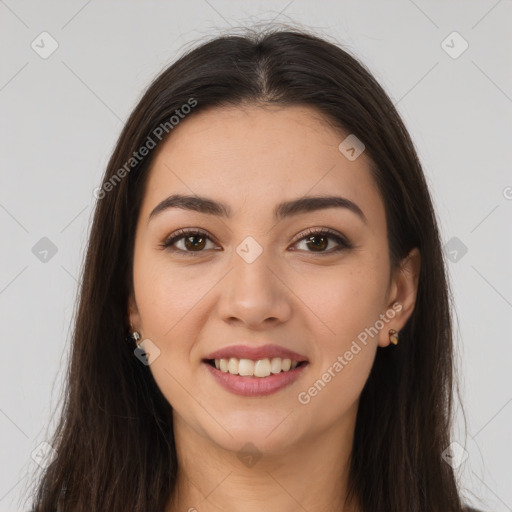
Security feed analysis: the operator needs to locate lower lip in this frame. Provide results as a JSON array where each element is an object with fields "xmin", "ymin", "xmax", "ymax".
[{"xmin": 204, "ymin": 361, "xmax": 309, "ymax": 397}]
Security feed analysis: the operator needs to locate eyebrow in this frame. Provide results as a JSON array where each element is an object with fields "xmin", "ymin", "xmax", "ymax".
[{"xmin": 148, "ymin": 193, "xmax": 368, "ymax": 225}]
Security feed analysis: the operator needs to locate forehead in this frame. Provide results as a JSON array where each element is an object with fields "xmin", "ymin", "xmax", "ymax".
[{"xmin": 140, "ymin": 104, "xmax": 384, "ymax": 225}]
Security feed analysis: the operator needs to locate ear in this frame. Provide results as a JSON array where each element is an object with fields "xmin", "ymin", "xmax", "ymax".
[
  {"xmin": 378, "ymin": 247, "xmax": 421, "ymax": 348},
  {"xmin": 127, "ymin": 290, "xmax": 142, "ymax": 334}
]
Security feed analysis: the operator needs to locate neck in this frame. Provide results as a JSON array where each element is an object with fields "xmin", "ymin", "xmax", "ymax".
[{"xmin": 165, "ymin": 403, "xmax": 361, "ymax": 512}]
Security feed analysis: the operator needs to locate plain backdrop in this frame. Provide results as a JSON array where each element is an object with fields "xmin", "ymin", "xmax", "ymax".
[{"xmin": 1, "ymin": 1, "xmax": 511, "ymax": 511}]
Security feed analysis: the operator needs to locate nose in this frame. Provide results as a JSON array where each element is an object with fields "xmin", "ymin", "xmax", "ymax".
[{"xmin": 217, "ymin": 247, "xmax": 293, "ymax": 329}]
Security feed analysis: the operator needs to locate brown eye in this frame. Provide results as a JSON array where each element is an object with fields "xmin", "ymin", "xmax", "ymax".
[
  {"xmin": 292, "ymin": 228, "xmax": 352, "ymax": 254},
  {"xmin": 303, "ymin": 234, "xmax": 329, "ymax": 252},
  {"xmin": 182, "ymin": 234, "xmax": 207, "ymax": 251},
  {"xmin": 160, "ymin": 227, "xmax": 352, "ymax": 257},
  {"xmin": 160, "ymin": 228, "xmax": 217, "ymax": 255}
]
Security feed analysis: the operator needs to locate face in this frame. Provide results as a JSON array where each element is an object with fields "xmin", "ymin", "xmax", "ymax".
[{"xmin": 128, "ymin": 104, "xmax": 417, "ymax": 455}]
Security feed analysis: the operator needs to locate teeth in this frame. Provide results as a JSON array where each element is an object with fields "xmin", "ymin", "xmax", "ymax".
[
  {"xmin": 254, "ymin": 358, "xmax": 271, "ymax": 377},
  {"xmin": 238, "ymin": 358, "xmax": 254, "ymax": 376},
  {"xmin": 213, "ymin": 357, "xmax": 302, "ymax": 377},
  {"xmin": 270, "ymin": 357, "xmax": 281, "ymax": 374}
]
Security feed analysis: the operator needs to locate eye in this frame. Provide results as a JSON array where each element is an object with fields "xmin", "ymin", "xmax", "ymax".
[
  {"xmin": 159, "ymin": 227, "xmax": 352, "ymax": 256},
  {"xmin": 159, "ymin": 228, "xmax": 218, "ymax": 255},
  {"xmin": 290, "ymin": 227, "xmax": 353, "ymax": 255}
]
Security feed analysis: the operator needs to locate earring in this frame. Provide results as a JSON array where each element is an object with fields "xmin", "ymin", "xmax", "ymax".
[
  {"xmin": 128, "ymin": 324, "xmax": 141, "ymax": 344},
  {"xmin": 388, "ymin": 329, "xmax": 399, "ymax": 345}
]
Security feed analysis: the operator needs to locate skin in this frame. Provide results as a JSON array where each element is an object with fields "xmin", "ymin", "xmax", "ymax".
[{"xmin": 128, "ymin": 104, "xmax": 421, "ymax": 512}]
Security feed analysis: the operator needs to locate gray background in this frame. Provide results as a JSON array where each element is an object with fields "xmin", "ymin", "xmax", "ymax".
[{"xmin": 1, "ymin": 1, "xmax": 511, "ymax": 511}]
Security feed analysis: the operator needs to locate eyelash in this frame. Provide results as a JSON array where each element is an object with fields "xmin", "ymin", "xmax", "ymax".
[{"xmin": 159, "ymin": 227, "xmax": 353, "ymax": 257}]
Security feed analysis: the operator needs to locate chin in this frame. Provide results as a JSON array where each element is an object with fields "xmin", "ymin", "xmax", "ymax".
[{"xmin": 201, "ymin": 413, "xmax": 304, "ymax": 455}]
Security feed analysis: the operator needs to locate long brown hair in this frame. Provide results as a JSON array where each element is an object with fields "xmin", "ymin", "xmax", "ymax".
[{"xmin": 27, "ymin": 25, "xmax": 468, "ymax": 512}]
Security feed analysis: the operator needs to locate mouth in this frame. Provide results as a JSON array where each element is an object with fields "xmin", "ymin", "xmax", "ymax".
[
  {"xmin": 202, "ymin": 356, "xmax": 310, "ymax": 397},
  {"xmin": 203, "ymin": 357, "xmax": 309, "ymax": 378}
]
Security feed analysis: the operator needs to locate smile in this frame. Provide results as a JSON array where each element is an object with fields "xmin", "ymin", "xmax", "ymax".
[
  {"xmin": 203, "ymin": 358, "xmax": 309, "ymax": 397},
  {"xmin": 207, "ymin": 357, "xmax": 305, "ymax": 377}
]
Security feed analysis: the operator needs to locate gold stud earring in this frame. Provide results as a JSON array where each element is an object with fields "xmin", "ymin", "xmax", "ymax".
[{"xmin": 389, "ymin": 329, "xmax": 399, "ymax": 345}]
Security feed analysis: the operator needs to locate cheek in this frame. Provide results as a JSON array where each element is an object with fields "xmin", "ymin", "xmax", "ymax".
[
  {"xmin": 132, "ymin": 252, "xmax": 206, "ymax": 409},
  {"xmin": 133, "ymin": 246, "xmax": 214, "ymax": 341},
  {"xmin": 293, "ymin": 257, "xmax": 388, "ymax": 348},
  {"xmin": 298, "ymin": 341, "xmax": 376, "ymax": 426},
  {"xmin": 294, "ymin": 265, "xmax": 384, "ymax": 413}
]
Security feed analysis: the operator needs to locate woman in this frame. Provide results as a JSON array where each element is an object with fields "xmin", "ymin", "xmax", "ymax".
[{"xmin": 29, "ymin": 27, "xmax": 485, "ymax": 512}]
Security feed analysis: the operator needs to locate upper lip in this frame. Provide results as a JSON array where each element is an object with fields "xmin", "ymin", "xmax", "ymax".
[{"xmin": 204, "ymin": 344, "xmax": 308, "ymax": 362}]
